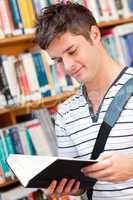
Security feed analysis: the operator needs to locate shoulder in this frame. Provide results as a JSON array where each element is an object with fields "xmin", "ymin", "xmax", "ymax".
[
  {"xmin": 57, "ymin": 87, "xmax": 86, "ymax": 116},
  {"xmin": 119, "ymin": 67, "xmax": 133, "ymax": 83}
]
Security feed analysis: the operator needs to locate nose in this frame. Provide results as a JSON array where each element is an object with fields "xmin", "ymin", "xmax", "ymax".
[{"xmin": 63, "ymin": 56, "xmax": 76, "ymax": 73}]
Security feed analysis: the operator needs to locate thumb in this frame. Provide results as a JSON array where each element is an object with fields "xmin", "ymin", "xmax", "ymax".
[{"xmin": 98, "ymin": 151, "xmax": 115, "ymax": 160}]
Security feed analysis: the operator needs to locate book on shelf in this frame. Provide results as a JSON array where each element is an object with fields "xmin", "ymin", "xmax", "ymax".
[
  {"xmin": 6, "ymin": 154, "xmax": 99, "ymax": 189},
  {"xmin": 0, "ymin": 56, "xmax": 14, "ymax": 106},
  {"xmin": 0, "ymin": 50, "xmax": 77, "ymax": 108},
  {"xmin": 8, "ymin": 0, "xmax": 23, "ymax": 35},
  {"xmin": 17, "ymin": 0, "xmax": 35, "ymax": 34},
  {"xmin": 102, "ymin": 23, "xmax": 133, "ymax": 67},
  {"xmin": 32, "ymin": 52, "xmax": 52, "ymax": 98}
]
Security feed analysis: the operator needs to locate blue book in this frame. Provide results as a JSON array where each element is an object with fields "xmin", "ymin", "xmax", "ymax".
[
  {"xmin": 3, "ymin": 129, "xmax": 15, "ymax": 154},
  {"xmin": 50, "ymin": 63, "xmax": 62, "ymax": 94},
  {"xmin": 65, "ymin": 74, "xmax": 73, "ymax": 86},
  {"xmin": 24, "ymin": 128, "xmax": 37, "ymax": 155},
  {"xmin": 9, "ymin": 127, "xmax": 24, "ymax": 154},
  {"xmin": 123, "ymin": 33, "xmax": 133, "ymax": 67},
  {"xmin": 127, "ymin": 0, "xmax": 133, "ymax": 12},
  {"xmin": 0, "ymin": 136, "xmax": 9, "ymax": 176},
  {"xmin": 32, "ymin": 52, "xmax": 51, "ymax": 97},
  {"xmin": 8, "ymin": 0, "xmax": 23, "ymax": 34}
]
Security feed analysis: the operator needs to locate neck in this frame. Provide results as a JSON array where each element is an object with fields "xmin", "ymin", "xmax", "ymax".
[
  {"xmin": 85, "ymin": 50, "xmax": 124, "ymax": 97},
  {"xmin": 85, "ymin": 49, "xmax": 124, "ymax": 113}
]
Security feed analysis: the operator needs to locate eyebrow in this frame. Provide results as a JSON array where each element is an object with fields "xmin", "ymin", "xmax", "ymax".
[{"xmin": 51, "ymin": 45, "xmax": 74, "ymax": 60}]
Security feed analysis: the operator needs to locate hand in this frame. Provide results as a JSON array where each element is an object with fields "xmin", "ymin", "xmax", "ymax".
[
  {"xmin": 44, "ymin": 178, "xmax": 84, "ymax": 197},
  {"xmin": 81, "ymin": 151, "xmax": 133, "ymax": 183}
]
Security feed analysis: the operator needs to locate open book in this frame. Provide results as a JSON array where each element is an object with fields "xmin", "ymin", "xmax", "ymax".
[{"xmin": 7, "ymin": 154, "xmax": 99, "ymax": 189}]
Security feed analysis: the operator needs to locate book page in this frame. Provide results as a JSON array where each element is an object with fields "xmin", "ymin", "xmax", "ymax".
[{"xmin": 7, "ymin": 154, "xmax": 57, "ymax": 186}]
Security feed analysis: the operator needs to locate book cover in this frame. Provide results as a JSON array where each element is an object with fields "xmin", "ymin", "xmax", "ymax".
[{"xmin": 7, "ymin": 154, "xmax": 99, "ymax": 189}]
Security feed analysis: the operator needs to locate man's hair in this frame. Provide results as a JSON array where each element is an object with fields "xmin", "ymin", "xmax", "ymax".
[{"xmin": 35, "ymin": 2, "xmax": 97, "ymax": 50}]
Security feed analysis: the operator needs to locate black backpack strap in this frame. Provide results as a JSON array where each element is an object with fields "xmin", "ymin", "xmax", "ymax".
[{"xmin": 87, "ymin": 78, "xmax": 133, "ymax": 199}]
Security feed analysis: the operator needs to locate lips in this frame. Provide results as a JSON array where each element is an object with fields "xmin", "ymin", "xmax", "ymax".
[{"xmin": 72, "ymin": 67, "xmax": 83, "ymax": 76}]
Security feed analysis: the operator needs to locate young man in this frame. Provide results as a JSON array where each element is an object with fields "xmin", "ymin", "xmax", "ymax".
[{"xmin": 35, "ymin": 2, "xmax": 133, "ymax": 200}]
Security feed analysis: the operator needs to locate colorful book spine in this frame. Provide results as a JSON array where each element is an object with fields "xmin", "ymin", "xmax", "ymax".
[
  {"xmin": 3, "ymin": 129, "xmax": 15, "ymax": 155},
  {"xmin": 2, "ymin": 56, "xmax": 20, "ymax": 102},
  {"xmin": 8, "ymin": 0, "xmax": 23, "ymax": 35},
  {"xmin": 0, "ymin": 57, "xmax": 14, "ymax": 105},
  {"xmin": 32, "ymin": 52, "xmax": 51, "ymax": 97},
  {"xmin": 123, "ymin": 33, "xmax": 133, "ymax": 67},
  {"xmin": 50, "ymin": 62, "xmax": 62, "ymax": 94},
  {"xmin": 24, "ymin": 128, "xmax": 37, "ymax": 155},
  {"xmin": 0, "ymin": 133, "xmax": 9, "ymax": 176},
  {"xmin": 127, "ymin": 0, "xmax": 133, "ymax": 12},
  {"xmin": 0, "ymin": 0, "xmax": 12, "ymax": 36},
  {"xmin": 26, "ymin": 0, "xmax": 36, "ymax": 28},
  {"xmin": 14, "ymin": 56, "xmax": 31, "ymax": 102},
  {"xmin": 9, "ymin": 127, "xmax": 24, "ymax": 154},
  {"xmin": 20, "ymin": 53, "xmax": 41, "ymax": 101},
  {"xmin": 17, "ymin": 0, "xmax": 35, "ymax": 34},
  {"xmin": 41, "ymin": 51, "xmax": 56, "ymax": 95}
]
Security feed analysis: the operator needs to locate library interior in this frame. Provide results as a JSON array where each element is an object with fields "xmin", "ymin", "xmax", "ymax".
[{"xmin": 0, "ymin": 0, "xmax": 133, "ymax": 200}]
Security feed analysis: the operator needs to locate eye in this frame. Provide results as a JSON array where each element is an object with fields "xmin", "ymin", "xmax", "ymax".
[
  {"xmin": 68, "ymin": 49, "xmax": 77, "ymax": 55},
  {"xmin": 56, "ymin": 58, "xmax": 63, "ymax": 64}
]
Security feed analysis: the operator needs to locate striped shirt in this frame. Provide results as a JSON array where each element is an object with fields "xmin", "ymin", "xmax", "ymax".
[{"xmin": 55, "ymin": 67, "xmax": 133, "ymax": 200}]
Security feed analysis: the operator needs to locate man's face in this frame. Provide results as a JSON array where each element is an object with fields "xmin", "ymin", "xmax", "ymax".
[{"xmin": 47, "ymin": 31, "xmax": 101, "ymax": 84}]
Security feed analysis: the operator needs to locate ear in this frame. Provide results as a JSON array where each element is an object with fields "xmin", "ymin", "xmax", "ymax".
[{"xmin": 89, "ymin": 25, "xmax": 101, "ymax": 44}]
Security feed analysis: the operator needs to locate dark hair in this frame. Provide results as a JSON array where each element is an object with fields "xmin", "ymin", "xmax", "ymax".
[{"xmin": 35, "ymin": 2, "xmax": 97, "ymax": 50}]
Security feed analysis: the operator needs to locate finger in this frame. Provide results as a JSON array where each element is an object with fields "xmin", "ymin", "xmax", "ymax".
[
  {"xmin": 63, "ymin": 179, "xmax": 76, "ymax": 193},
  {"xmin": 56, "ymin": 178, "xmax": 68, "ymax": 194},
  {"xmin": 95, "ymin": 175, "xmax": 117, "ymax": 183},
  {"xmin": 98, "ymin": 151, "xmax": 115, "ymax": 160},
  {"xmin": 71, "ymin": 181, "xmax": 80, "ymax": 194},
  {"xmin": 46, "ymin": 180, "xmax": 58, "ymax": 196},
  {"xmin": 81, "ymin": 158, "xmax": 112, "ymax": 174},
  {"xmin": 85, "ymin": 168, "xmax": 112, "ymax": 180}
]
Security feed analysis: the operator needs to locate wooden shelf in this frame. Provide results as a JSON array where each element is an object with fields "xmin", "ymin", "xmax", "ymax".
[
  {"xmin": 0, "ymin": 34, "xmax": 34, "ymax": 46},
  {"xmin": 98, "ymin": 16, "xmax": 133, "ymax": 28},
  {"xmin": 0, "ymin": 179, "xmax": 18, "ymax": 189},
  {"xmin": 0, "ymin": 34, "xmax": 36, "ymax": 55},
  {"xmin": 0, "ymin": 91, "xmax": 75, "ymax": 116}
]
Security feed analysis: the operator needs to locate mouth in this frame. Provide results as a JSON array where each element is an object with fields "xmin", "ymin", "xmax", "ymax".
[{"xmin": 72, "ymin": 68, "xmax": 83, "ymax": 76}]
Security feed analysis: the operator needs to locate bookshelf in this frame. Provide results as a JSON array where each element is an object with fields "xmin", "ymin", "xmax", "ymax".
[
  {"xmin": 0, "ymin": 91, "xmax": 75, "ymax": 128},
  {"xmin": 0, "ymin": 179, "xmax": 18, "ymax": 189},
  {"xmin": 0, "ymin": 34, "xmax": 35, "ymax": 55},
  {"xmin": 0, "ymin": 0, "xmax": 133, "ymax": 196},
  {"xmin": 98, "ymin": 16, "xmax": 133, "ymax": 28}
]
